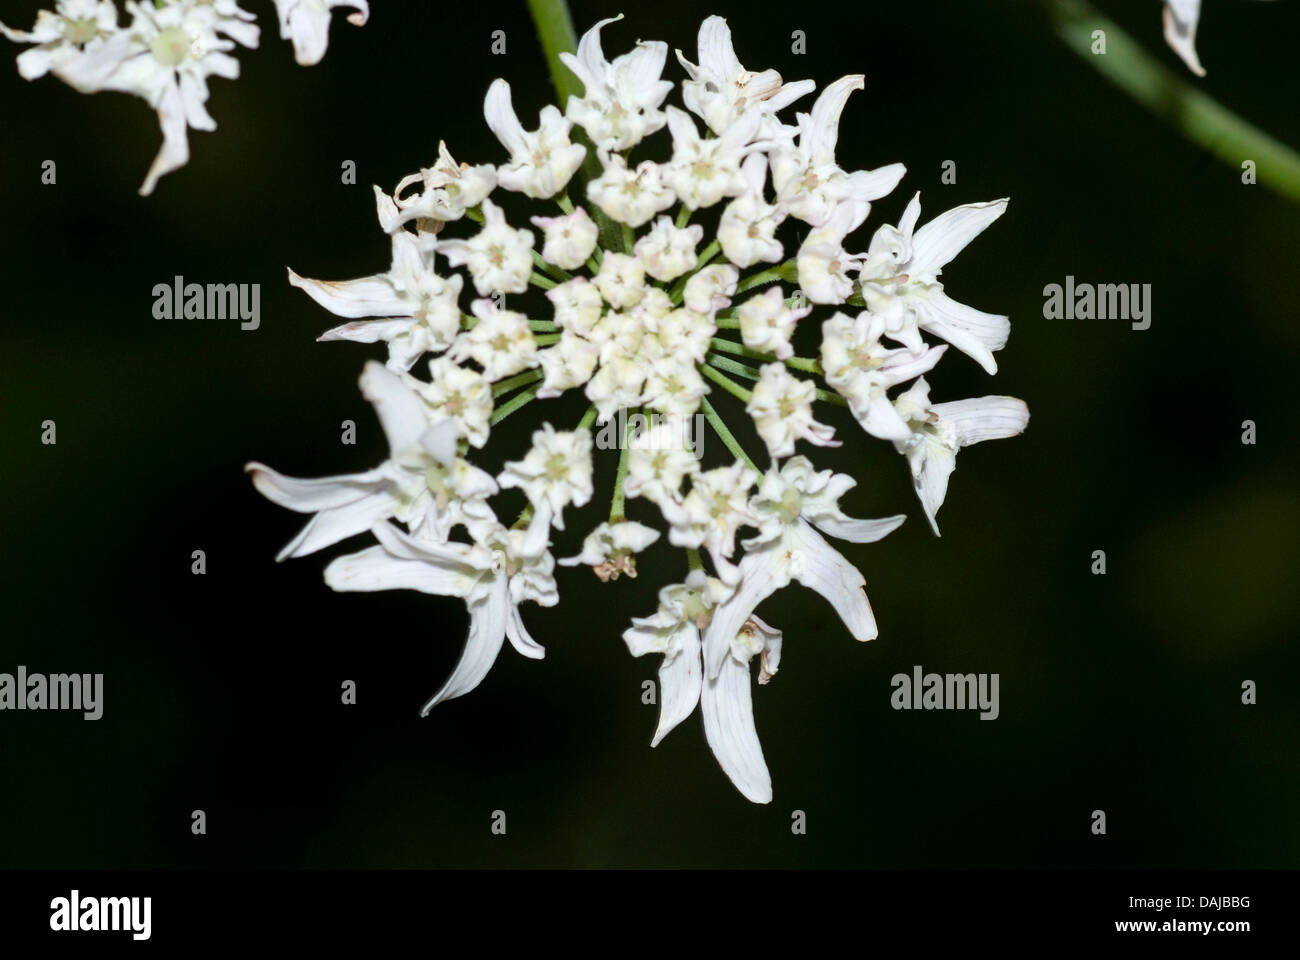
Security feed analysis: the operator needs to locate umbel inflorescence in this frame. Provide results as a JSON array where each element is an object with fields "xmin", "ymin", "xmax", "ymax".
[
  {"xmin": 1, "ymin": 0, "xmax": 368, "ymax": 194},
  {"xmin": 246, "ymin": 14, "xmax": 1029, "ymax": 803}
]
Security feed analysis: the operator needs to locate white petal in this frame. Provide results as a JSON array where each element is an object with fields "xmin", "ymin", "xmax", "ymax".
[
  {"xmin": 505, "ymin": 603, "xmax": 546, "ymax": 660},
  {"xmin": 139, "ymin": 83, "xmax": 190, "ymax": 197},
  {"xmin": 484, "ymin": 78, "xmax": 527, "ymax": 156},
  {"xmin": 914, "ymin": 291, "xmax": 1008, "ymax": 375},
  {"xmin": 651, "ymin": 626, "xmax": 703, "ymax": 747},
  {"xmin": 704, "ymin": 551, "xmax": 781, "ymax": 679},
  {"xmin": 275, "ymin": 490, "xmax": 394, "ymax": 560},
  {"xmin": 360, "ymin": 360, "xmax": 428, "ymax": 453},
  {"xmin": 811, "ymin": 511, "xmax": 906, "ymax": 545},
  {"xmin": 701, "ymin": 654, "xmax": 772, "ymax": 803},
  {"xmin": 289, "ymin": 269, "xmax": 407, "ymax": 318},
  {"xmin": 1163, "ymin": 0, "xmax": 1206, "ymax": 76},
  {"xmin": 322, "ymin": 543, "xmax": 470, "ymax": 595},
  {"xmin": 790, "ymin": 520, "xmax": 878, "ymax": 641},
  {"xmin": 931, "ymin": 397, "xmax": 1030, "ymax": 446},
  {"xmin": 419, "ymin": 579, "xmax": 510, "ymax": 714},
  {"xmin": 909, "ymin": 199, "xmax": 1008, "ymax": 279},
  {"xmin": 245, "ymin": 462, "xmax": 387, "ymax": 513}
]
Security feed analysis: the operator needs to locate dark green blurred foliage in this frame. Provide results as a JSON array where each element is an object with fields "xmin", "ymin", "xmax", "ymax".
[{"xmin": 0, "ymin": 0, "xmax": 1296, "ymax": 867}]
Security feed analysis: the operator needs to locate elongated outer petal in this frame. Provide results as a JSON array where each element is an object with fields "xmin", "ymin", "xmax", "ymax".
[
  {"xmin": 704, "ymin": 551, "xmax": 781, "ymax": 680},
  {"xmin": 420, "ymin": 577, "xmax": 511, "ymax": 715},
  {"xmin": 914, "ymin": 290, "xmax": 1009, "ymax": 375},
  {"xmin": 505, "ymin": 603, "xmax": 546, "ymax": 660},
  {"xmin": 1163, "ymin": 0, "xmax": 1205, "ymax": 76},
  {"xmin": 810, "ymin": 512, "xmax": 906, "ymax": 545},
  {"xmin": 931, "ymin": 397, "xmax": 1030, "ymax": 447},
  {"xmin": 909, "ymin": 199, "xmax": 1008, "ymax": 280},
  {"xmin": 289, "ymin": 269, "xmax": 408, "ymax": 318},
  {"xmin": 360, "ymin": 360, "xmax": 428, "ymax": 454},
  {"xmin": 701, "ymin": 652, "xmax": 772, "ymax": 803},
  {"xmin": 318, "ymin": 318, "xmax": 413, "ymax": 345},
  {"xmin": 560, "ymin": 14, "xmax": 622, "ymax": 93},
  {"xmin": 484, "ymin": 78, "xmax": 527, "ymax": 157},
  {"xmin": 790, "ymin": 520, "xmax": 878, "ymax": 641},
  {"xmin": 139, "ymin": 83, "xmax": 190, "ymax": 197},
  {"xmin": 651, "ymin": 625, "xmax": 703, "ymax": 747},
  {"xmin": 322, "ymin": 544, "xmax": 473, "ymax": 595},
  {"xmin": 805, "ymin": 74, "xmax": 863, "ymax": 163},
  {"xmin": 697, "ymin": 15, "xmax": 740, "ymax": 78},
  {"xmin": 245, "ymin": 462, "xmax": 389, "ymax": 513}
]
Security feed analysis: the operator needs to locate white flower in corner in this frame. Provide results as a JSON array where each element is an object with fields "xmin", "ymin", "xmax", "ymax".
[
  {"xmin": 587, "ymin": 155, "xmax": 676, "ymax": 227},
  {"xmin": 560, "ymin": 520, "xmax": 660, "ymax": 580},
  {"xmin": 701, "ymin": 613, "xmax": 782, "ymax": 803},
  {"xmin": 703, "ymin": 456, "xmax": 906, "ymax": 681},
  {"xmin": 769, "ymin": 75, "xmax": 906, "ymax": 228},
  {"xmin": 53, "ymin": 0, "xmax": 260, "ymax": 196},
  {"xmin": 537, "ymin": 330, "xmax": 600, "ymax": 398},
  {"xmin": 634, "ymin": 217, "xmax": 703, "ymax": 282},
  {"xmin": 560, "ymin": 13, "xmax": 672, "ymax": 154},
  {"xmin": 436, "ymin": 198, "xmax": 534, "ymax": 295},
  {"xmin": 499, "ymin": 424, "xmax": 595, "ymax": 532},
  {"xmin": 1163, "ymin": 0, "xmax": 1205, "ymax": 76},
  {"xmin": 388, "ymin": 141, "xmax": 497, "ymax": 230},
  {"xmin": 891, "ymin": 377, "xmax": 1029, "ymax": 534},
  {"xmin": 325, "ymin": 520, "xmax": 556, "ymax": 715},
  {"xmin": 746, "ymin": 362, "xmax": 839, "ymax": 458},
  {"xmin": 819, "ymin": 310, "xmax": 947, "ymax": 441},
  {"xmin": 246, "ymin": 361, "xmax": 498, "ymax": 559},
  {"xmin": 531, "ymin": 207, "xmax": 599, "ymax": 271},
  {"xmin": 0, "ymin": 0, "xmax": 117, "ymax": 80},
  {"xmin": 737, "ymin": 286, "xmax": 809, "ymax": 359},
  {"xmin": 592, "ymin": 252, "xmax": 647, "ymax": 310},
  {"xmin": 859, "ymin": 192, "xmax": 1010, "ymax": 374},
  {"xmin": 623, "ymin": 570, "xmax": 731, "ymax": 746},
  {"xmin": 676, "ymin": 14, "xmax": 813, "ymax": 137},
  {"xmin": 290, "ymin": 229, "xmax": 464, "ymax": 372},
  {"xmin": 271, "ymin": 0, "xmax": 367, "ymax": 67},
  {"xmin": 485, "ymin": 78, "xmax": 586, "ymax": 199}
]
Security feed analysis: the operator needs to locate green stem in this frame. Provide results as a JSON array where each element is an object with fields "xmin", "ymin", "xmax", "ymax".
[
  {"xmin": 621, "ymin": 222, "xmax": 635, "ymax": 255},
  {"xmin": 609, "ymin": 408, "xmax": 635, "ymax": 522},
  {"xmin": 530, "ymin": 271, "xmax": 559, "ymax": 291},
  {"xmin": 534, "ymin": 333, "xmax": 562, "ymax": 346},
  {"xmin": 491, "ymin": 384, "xmax": 541, "ymax": 424},
  {"xmin": 525, "ymin": 0, "xmax": 584, "ymax": 106},
  {"xmin": 529, "ymin": 319, "xmax": 560, "ymax": 332},
  {"xmin": 531, "ymin": 249, "xmax": 572, "ymax": 284},
  {"xmin": 492, "ymin": 368, "xmax": 545, "ymax": 397},
  {"xmin": 686, "ymin": 547, "xmax": 703, "ymax": 572},
  {"xmin": 708, "ymin": 337, "xmax": 822, "ymax": 374},
  {"xmin": 576, "ymin": 403, "xmax": 599, "ymax": 431},
  {"xmin": 1046, "ymin": 0, "xmax": 1300, "ymax": 205},
  {"xmin": 700, "ymin": 363, "xmax": 753, "ymax": 404},
  {"xmin": 734, "ymin": 260, "xmax": 793, "ymax": 296},
  {"xmin": 675, "ymin": 205, "xmax": 692, "ymax": 229},
  {"xmin": 668, "ymin": 239, "xmax": 722, "ymax": 304},
  {"xmin": 556, "ymin": 192, "xmax": 575, "ymax": 215},
  {"xmin": 700, "ymin": 397, "xmax": 759, "ymax": 474}
]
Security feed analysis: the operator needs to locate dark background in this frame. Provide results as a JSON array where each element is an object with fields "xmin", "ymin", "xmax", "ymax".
[{"xmin": 1, "ymin": 0, "xmax": 1297, "ymax": 868}]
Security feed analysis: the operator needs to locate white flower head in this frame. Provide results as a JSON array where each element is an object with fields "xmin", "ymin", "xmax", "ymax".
[
  {"xmin": 388, "ymin": 141, "xmax": 497, "ymax": 229},
  {"xmin": 624, "ymin": 417, "xmax": 702, "ymax": 509},
  {"xmin": 797, "ymin": 199, "xmax": 865, "ymax": 305},
  {"xmin": 271, "ymin": 0, "xmax": 367, "ymax": 67},
  {"xmin": 592, "ymin": 252, "xmax": 647, "ymax": 310},
  {"xmin": 587, "ymin": 155, "xmax": 676, "ymax": 227},
  {"xmin": 0, "ymin": 0, "xmax": 118, "ymax": 80},
  {"xmin": 634, "ymin": 216, "xmax": 703, "ymax": 282},
  {"xmin": 718, "ymin": 154, "xmax": 786, "ymax": 268},
  {"xmin": 499, "ymin": 423, "xmax": 595, "ymax": 531},
  {"xmin": 769, "ymin": 75, "xmax": 906, "ymax": 228},
  {"xmin": 819, "ymin": 310, "xmax": 947, "ymax": 440},
  {"xmin": 683, "ymin": 263, "xmax": 739, "ymax": 315},
  {"xmin": 436, "ymin": 198, "xmax": 534, "ymax": 296},
  {"xmin": 891, "ymin": 378, "xmax": 1029, "ymax": 534},
  {"xmin": 289, "ymin": 230, "xmax": 464, "ymax": 371},
  {"xmin": 485, "ymin": 78, "xmax": 586, "ymax": 199},
  {"xmin": 560, "ymin": 14, "xmax": 672, "ymax": 154},
  {"xmin": 537, "ymin": 330, "xmax": 600, "ymax": 398},
  {"xmin": 560, "ymin": 520, "xmax": 660, "ymax": 580},
  {"xmin": 449, "ymin": 298, "xmax": 539, "ymax": 382},
  {"xmin": 746, "ymin": 362, "xmax": 839, "ymax": 458},
  {"xmin": 530, "ymin": 207, "xmax": 599, "ymax": 271},
  {"xmin": 662, "ymin": 104, "xmax": 760, "ymax": 210},
  {"xmin": 859, "ymin": 192, "xmax": 1010, "ymax": 373},
  {"xmin": 414, "ymin": 356, "xmax": 494, "ymax": 449},
  {"xmin": 546, "ymin": 276, "xmax": 604, "ymax": 338},
  {"xmin": 737, "ymin": 286, "xmax": 810, "ymax": 359},
  {"xmin": 662, "ymin": 461, "xmax": 759, "ymax": 582},
  {"xmin": 676, "ymin": 14, "xmax": 814, "ymax": 137}
]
